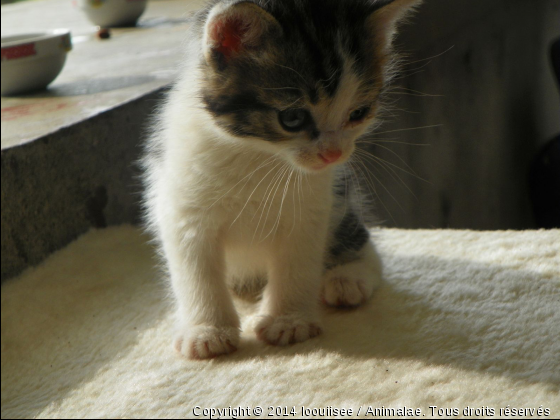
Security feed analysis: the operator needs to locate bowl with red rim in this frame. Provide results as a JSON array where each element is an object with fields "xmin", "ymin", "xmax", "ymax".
[
  {"xmin": 77, "ymin": 0, "xmax": 148, "ymax": 28},
  {"xmin": 1, "ymin": 29, "xmax": 72, "ymax": 96}
]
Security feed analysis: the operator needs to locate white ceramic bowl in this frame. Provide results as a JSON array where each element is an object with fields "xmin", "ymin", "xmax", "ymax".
[
  {"xmin": 1, "ymin": 29, "xmax": 72, "ymax": 96},
  {"xmin": 78, "ymin": 0, "xmax": 148, "ymax": 27}
]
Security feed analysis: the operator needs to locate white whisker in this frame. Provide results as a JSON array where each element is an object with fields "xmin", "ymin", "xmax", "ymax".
[
  {"xmin": 356, "ymin": 149, "xmax": 417, "ymax": 200},
  {"xmin": 403, "ymin": 45, "xmax": 454, "ymax": 65},
  {"xmin": 371, "ymin": 124, "xmax": 442, "ymax": 136},
  {"xmin": 260, "ymin": 164, "xmax": 291, "ymax": 242},
  {"xmin": 209, "ymin": 155, "xmax": 277, "ymax": 209},
  {"xmin": 354, "ymin": 157, "xmax": 401, "ymax": 222},
  {"xmin": 253, "ymin": 163, "xmax": 290, "ymax": 243},
  {"xmin": 229, "ymin": 159, "xmax": 283, "ymax": 229}
]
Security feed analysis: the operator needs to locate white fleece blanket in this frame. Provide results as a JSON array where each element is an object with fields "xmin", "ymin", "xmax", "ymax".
[{"xmin": 1, "ymin": 226, "xmax": 559, "ymax": 419}]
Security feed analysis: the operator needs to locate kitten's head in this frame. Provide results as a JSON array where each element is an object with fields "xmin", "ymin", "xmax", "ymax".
[{"xmin": 199, "ymin": 0, "xmax": 421, "ymax": 172}]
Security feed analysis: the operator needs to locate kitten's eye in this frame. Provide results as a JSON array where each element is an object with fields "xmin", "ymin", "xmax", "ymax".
[
  {"xmin": 349, "ymin": 107, "xmax": 370, "ymax": 122},
  {"xmin": 278, "ymin": 108, "xmax": 310, "ymax": 131}
]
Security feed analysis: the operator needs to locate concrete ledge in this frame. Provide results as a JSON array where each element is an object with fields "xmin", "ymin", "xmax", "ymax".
[{"xmin": 1, "ymin": 89, "xmax": 166, "ymax": 281}]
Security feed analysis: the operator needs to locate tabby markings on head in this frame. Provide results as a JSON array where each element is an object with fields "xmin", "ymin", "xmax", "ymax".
[{"xmin": 199, "ymin": 0, "xmax": 406, "ymax": 143}]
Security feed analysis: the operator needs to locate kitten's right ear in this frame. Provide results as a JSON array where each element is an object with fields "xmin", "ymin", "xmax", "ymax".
[{"xmin": 203, "ymin": 1, "xmax": 282, "ymax": 69}]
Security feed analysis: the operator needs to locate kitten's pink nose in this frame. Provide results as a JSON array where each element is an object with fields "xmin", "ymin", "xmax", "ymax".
[{"xmin": 318, "ymin": 149, "xmax": 342, "ymax": 164}]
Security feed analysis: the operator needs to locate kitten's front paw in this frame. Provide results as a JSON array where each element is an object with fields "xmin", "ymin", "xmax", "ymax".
[
  {"xmin": 323, "ymin": 276, "xmax": 371, "ymax": 307},
  {"xmin": 255, "ymin": 315, "xmax": 322, "ymax": 346},
  {"xmin": 174, "ymin": 325, "xmax": 240, "ymax": 360}
]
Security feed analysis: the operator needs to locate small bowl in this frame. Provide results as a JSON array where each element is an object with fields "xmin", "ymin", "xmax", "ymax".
[
  {"xmin": 78, "ymin": 0, "xmax": 148, "ymax": 28},
  {"xmin": 1, "ymin": 29, "xmax": 72, "ymax": 96}
]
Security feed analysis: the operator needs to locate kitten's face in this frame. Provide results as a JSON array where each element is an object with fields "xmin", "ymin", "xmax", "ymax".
[{"xmin": 200, "ymin": 0, "xmax": 418, "ymax": 172}]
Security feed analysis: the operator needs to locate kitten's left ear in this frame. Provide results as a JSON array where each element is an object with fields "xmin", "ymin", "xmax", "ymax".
[
  {"xmin": 203, "ymin": 1, "xmax": 282, "ymax": 69},
  {"xmin": 368, "ymin": 0, "xmax": 422, "ymax": 51}
]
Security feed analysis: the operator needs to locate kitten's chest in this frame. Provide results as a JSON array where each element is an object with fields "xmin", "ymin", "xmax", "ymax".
[
  {"xmin": 213, "ymin": 162, "xmax": 332, "ymax": 238},
  {"xmin": 219, "ymin": 164, "xmax": 303, "ymax": 216}
]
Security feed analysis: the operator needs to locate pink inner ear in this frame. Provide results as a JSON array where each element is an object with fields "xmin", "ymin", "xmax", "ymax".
[{"xmin": 213, "ymin": 17, "xmax": 248, "ymax": 59}]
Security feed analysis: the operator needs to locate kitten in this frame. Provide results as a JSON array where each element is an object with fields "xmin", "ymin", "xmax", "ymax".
[{"xmin": 143, "ymin": 0, "xmax": 421, "ymax": 359}]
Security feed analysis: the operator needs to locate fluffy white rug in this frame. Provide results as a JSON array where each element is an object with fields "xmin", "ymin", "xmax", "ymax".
[{"xmin": 1, "ymin": 226, "xmax": 559, "ymax": 419}]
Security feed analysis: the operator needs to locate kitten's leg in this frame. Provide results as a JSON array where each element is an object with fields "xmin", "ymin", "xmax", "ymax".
[
  {"xmin": 255, "ymin": 220, "xmax": 326, "ymax": 346},
  {"xmin": 161, "ymin": 221, "xmax": 240, "ymax": 359},
  {"xmin": 323, "ymin": 214, "xmax": 382, "ymax": 307}
]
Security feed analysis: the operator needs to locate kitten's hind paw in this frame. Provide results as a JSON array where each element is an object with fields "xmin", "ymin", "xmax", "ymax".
[
  {"xmin": 174, "ymin": 325, "xmax": 240, "ymax": 360},
  {"xmin": 255, "ymin": 315, "xmax": 322, "ymax": 346},
  {"xmin": 322, "ymin": 247, "xmax": 381, "ymax": 308},
  {"xmin": 322, "ymin": 276, "xmax": 371, "ymax": 308}
]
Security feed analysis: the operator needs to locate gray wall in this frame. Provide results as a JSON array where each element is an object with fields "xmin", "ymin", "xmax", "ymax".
[
  {"xmin": 363, "ymin": 0, "xmax": 560, "ymax": 229},
  {"xmin": 1, "ymin": 91, "xmax": 162, "ymax": 281}
]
